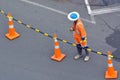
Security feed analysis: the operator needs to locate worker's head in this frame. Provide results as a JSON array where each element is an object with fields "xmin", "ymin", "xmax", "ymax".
[{"xmin": 67, "ymin": 11, "xmax": 80, "ymax": 21}]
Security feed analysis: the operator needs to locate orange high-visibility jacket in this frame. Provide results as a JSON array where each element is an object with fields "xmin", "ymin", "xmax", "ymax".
[{"xmin": 72, "ymin": 19, "xmax": 87, "ymax": 46}]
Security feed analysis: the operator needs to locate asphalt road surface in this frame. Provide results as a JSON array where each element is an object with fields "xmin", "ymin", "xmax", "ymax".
[{"xmin": 0, "ymin": 0, "xmax": 120, "ymax": 80}]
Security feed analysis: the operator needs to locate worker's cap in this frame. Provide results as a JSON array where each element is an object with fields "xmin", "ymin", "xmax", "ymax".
[{"xmin": 67, "ymin": 11, "xmax": 80, "ymax": 21}]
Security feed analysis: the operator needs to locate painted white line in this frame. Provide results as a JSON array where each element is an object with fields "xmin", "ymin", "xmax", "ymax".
[
  {"xmin": 91, "ymin": 6, "xmax": 120, "ymax": 15},
  {"xmin": 21, "ymin": 0, "xmax": 94, "ymax": 24},
  {"xmin": 84, "ymin": 0, "xmax": 95, "ymax": 23},
  {"xmin": 80, "ymin": 17, "xmax": 95, "ymax": 24},
  {"xmin": 21, "ymin": 0, "xmax": 68, "ymax": 15},
  {"xmin": 84, "ymin": 0, "xmax": 120, "ymax": 23},
  {"xmin": 84, "ymin": 0, "xmax": 92, "ymax": 14}
]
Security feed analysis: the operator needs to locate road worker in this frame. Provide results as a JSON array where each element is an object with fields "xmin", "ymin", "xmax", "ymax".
[{"xmin": 67, "ymin": 11, "xmax": 90, "ymax": 61}]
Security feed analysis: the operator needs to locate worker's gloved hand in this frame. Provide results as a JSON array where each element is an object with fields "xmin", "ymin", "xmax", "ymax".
[
  {"xmin": 81, "ymin": 37, "xmax": 85, "ymax": 41},
  {"xmin": 82, "ymin": 46, "xmax": 89, "ymax": 49},
  {"xmin": 84, "ymin": 46, "xmax": 89, "ymax": 49},
  {"xmin": 69, "ymin": 27, "xmax": 74, "ymax": 31}
]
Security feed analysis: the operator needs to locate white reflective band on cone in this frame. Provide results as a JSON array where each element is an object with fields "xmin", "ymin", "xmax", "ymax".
[
  {"xmin": 54, "ymin": 39, "xmax": 58, "ymax": 42},
  {"xmin": 108, "ymin": 63, "xmax": 113, "ymax": 67},
  {"xmin": 9, "ymin": 18, "xmax": 12, "ymax": 21},
  {"xmin": 108, "ymin": 57, "xmax": 111, "ymax": 60},
  {"xmin": 55, "ymin": 46, "xmax": 59, "ymax": 49},
  {"xmin": 9, "ymin": 25, "xmax": 14, "ymax": 28}
]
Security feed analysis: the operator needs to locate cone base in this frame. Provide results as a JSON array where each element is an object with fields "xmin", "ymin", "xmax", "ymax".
[
  {"xmin": 5, "ymin": 32, "xmax": 20, "ymax": 40},
  {"xmin": 51, "ymin": 53, "xmax": 66, "ymax": 62},
  {"xmin": 105, "ymin": 71, "xmax": 118, "ymax": 79}
]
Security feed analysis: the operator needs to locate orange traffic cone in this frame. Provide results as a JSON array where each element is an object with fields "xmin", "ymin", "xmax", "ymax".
[
  {"xmin": 5, "ymin": 12, "xmax": 20, "ymax": 40},
  {"xmin": 51, "ymin": 33, "xmax": 66, "ymax": 62},
  {"xmin": 105, "ymin": 51, "xmax": 118, "ymax": 79}
]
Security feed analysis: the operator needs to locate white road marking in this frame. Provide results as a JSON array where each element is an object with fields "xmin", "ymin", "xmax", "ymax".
[
  {"xmin": 85, "ymin": 0, "xmax": 120, "ymax": 16},
  {"xmin": 92, "ymin": 6, "xmax": 120, "ymax": 15},
  {"xmin": 21, "ymin": 0, "xmax": 94, "ymax": 24},
  {"xmin": 21, "ymin": 0, "xmax": 68, "ymax": 15},
  {"xmin": 85, "ymin": 0, "xmax": 92, "ymax": 14},
  {"xmin": 84, "ymin": 0, "xmax": 95, "ymax": 23},
  {"xmin": 84, "ymin": 0, "xmax": 120, "ymax": 23}
]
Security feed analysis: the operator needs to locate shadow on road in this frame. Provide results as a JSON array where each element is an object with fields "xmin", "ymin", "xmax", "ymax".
[
  {"xmin": 106, "ymin": 29, "xmax": 120, "ymax": 62},
  {"xmin": 98, "ymin": 17, "xmax": 120, "ymax": 62}
]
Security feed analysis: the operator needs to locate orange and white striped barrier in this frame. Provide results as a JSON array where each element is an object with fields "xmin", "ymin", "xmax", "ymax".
[
  {"xmin": 105, "ymin": 51, "xmax": 118, "ymax": 79},
  {"xmin": 51, "ymin": 33, "xmax": 66, "ymax": 62},
  {"xmin": 5, "ymin": 12, "xmax": 20, "ymax": 40}
]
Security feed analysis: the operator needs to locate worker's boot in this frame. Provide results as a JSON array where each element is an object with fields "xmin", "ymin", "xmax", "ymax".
[
  {"xmin": 74, "ymin": 54, "xmax": 82, "ymax": 60},
  {"xmin": 84, "ymin": 56, "xmax": 90, "ymax": 62},
  {"xmin": 74, "ymin": 44, "xmax": 82, "ymax": 60}
]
